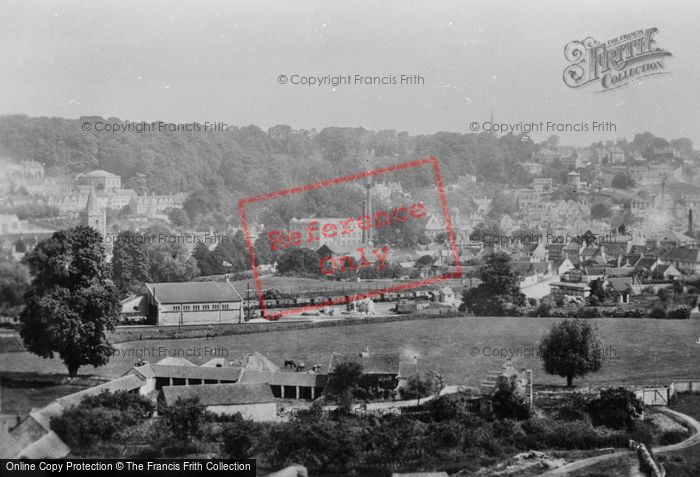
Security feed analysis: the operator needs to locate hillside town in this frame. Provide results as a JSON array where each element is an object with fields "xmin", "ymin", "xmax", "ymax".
[{"xmin": 1, "ymin": 124, "xmax": 700, "ymax": 476}]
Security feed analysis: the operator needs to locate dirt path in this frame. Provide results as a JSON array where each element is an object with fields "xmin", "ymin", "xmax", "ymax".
[{"xmin": 538, "ymin": 407, "xmax": 700, "ymax": 476}]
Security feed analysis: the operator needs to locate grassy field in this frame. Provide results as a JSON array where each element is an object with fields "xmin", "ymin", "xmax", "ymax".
[{"xmin": 2, "ymin": 316, "xmax": 700, "ymax": 387}]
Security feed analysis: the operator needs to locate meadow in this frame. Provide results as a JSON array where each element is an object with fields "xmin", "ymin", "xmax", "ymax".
[{"xmin": 2, "ymin": 316, "xmax": 700, "ymax": 391}]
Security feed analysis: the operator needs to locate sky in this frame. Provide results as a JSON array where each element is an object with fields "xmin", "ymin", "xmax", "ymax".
[{"xmin": 0, "ymin": 0, "xmax": 698, "ymax": 146}]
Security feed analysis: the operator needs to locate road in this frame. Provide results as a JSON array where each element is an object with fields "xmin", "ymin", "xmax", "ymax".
[{"xmin": 538, "ymin": 406, "xmax": 700, "ymax": 476}]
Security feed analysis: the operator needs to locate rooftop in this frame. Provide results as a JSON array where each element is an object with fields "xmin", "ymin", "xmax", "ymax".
[
  {"xmin": 144, "ymin": 281, "xmax": 241, "ymax": 304},
  {"xmin": 329, "ymin": 352, "xmax": 400, "ymax": 375},
  {"xmin": 161, "ymin": 383, "xmax": 274, "ymax": 406}
]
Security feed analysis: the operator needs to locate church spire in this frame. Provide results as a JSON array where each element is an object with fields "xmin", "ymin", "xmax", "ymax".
[{"xmin": 86, "ymin": 184, "xmax": 99, "ymax": 212}]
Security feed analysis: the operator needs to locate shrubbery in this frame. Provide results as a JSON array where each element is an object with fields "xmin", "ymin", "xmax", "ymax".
[
  {"xmin": 51, "ymin": 390, "xmax": 154, "ymax": 451},
  {"xmin": 666, "ymin": 305, "xmax": 691, "ymax": 319},
  {"xmin": 587, "ymin": 387, "xmax": 644, "ymax": 430}
]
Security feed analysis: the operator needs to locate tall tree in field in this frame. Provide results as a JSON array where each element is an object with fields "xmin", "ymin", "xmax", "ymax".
[
  {"xmin": 539, "ymin": 319, "xmax": 604, "ymax": 387},
  {"xmin": 19, "ymin": 226, "xmax": 121, "ymax": 377},
  {"xmin": 112, "ymin": 230, "xmax": 151, "ymax": 298}
]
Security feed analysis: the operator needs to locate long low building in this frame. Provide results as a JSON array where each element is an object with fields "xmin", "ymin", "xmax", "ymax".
[
  {"xmin": 239, "ymin": 370, "xmax": 328, "ymax": 400},
  {"xmin": 125, "ymin": 362, "xmax": 243, "ymax": 391},
  {"xmin": 160, "ymin": 383, "xmax": 277, "ymax": 421},
  {"xmin": 140, "ymin": 281, "xmax": 243, "ymax": 326}
]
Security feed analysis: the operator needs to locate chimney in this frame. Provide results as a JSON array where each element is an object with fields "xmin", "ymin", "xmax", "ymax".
[{"xmin": 689, "ymin": 209, "xmax": 694, "ymax": 235}]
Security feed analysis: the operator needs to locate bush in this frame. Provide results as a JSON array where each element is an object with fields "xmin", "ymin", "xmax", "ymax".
[
  {"xmin": 221, "ymin": 417, "xmax": 258, "ymax": 458},
  {"xmin": 575, "ymin": 307, "xmax": 601, "ymax": 318},
  {"xmin": 557, "ymin": 392, "xmax": 593, "ymax": 421},
  {"xmin": 51, "ymin": 390, "xmax": 154, "ymax": 451},
  {"xmin": 587, "ymin": 387, "xmax": 644, "ymax": 430},
  {"xmin": 623, "ymin": 308, "xmax": 645, "ymax": 318},
  {"xmin": 161, "ymin": 396, "xmax": 211, "ymax": 441},
  {"xmin": 667, "ymin": 305, "xmax": 691, "ymax": 319},
  {"xmin": 648, "ymin": 307, "xmax": 666, "ymax": 319},
  {"xmin": 531, "ymin": 301, "xmax": 552, "ymax": 317},
  {"xmin": 52, "ymin": 407, "xmax": 134, "ymax": 449},
  {"xmin": 658, "ymin": 429, "xmax": 689, "ymax": 446},
  {"xmin": 81, "ymin": 390, "xmax": 155, "ymax": 417},
  {"xmin": 491, "ymin": 378, "xmax": 531, "ymax": 421},
  {"xmin": 401, "ymin": 372, "xmax": 436, "ymax": 400}
]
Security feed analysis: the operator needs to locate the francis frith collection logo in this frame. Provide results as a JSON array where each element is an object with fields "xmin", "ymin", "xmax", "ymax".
[{"xmin": 563, "ymin": 28, "xmax": 672, "ymax": 92}]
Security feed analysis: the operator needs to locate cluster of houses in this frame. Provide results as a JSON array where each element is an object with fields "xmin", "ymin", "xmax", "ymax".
[
  {"xmin": 0, "ymin": 347, "xmax": 418, "ymax": 458},
  {"xmin": 0, "ymin": 159, "xmax": 185, "ymax": 219}
]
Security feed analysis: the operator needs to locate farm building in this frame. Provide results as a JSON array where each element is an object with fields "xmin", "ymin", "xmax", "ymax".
[
  {"xmin": 160, "ymin": 383, "xmax": 277, "ymax": 421},
  {"xmin": 239, "ymin": 370, "xmax": 328, "ymax": 400},
  {"xmin": 140, "ymin": 281, "xmax": 243, "ymax": 326},
  {"xmin": 124, "ymin": 362, "xmax": 243, "ymax": 391},
  {"xmin": 328, "ymin": 346, "xmax": 402, "ymax": 389}
]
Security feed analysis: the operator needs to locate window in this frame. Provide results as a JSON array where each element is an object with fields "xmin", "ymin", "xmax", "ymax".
[
  {"xmin": 212, "ymin": 304, "xmax": 220, "ymax": 310},
  {"xmin": 193, "ymin": 305, "xmax": 200, "ymax": 311},
  {"xmin": 173, "ymin": 305, "xmax": 181, "ymax": 311},
  {"xmin": 202, "ymin": 304, "xmax": 210, "ymax": 310},
  {"xmin": 222, "ymin": 304, "xmax": 229, "ymax": 310},
  {"xmin": 183, "ymin": 305, "xmax": 191, "ymax": 311}
]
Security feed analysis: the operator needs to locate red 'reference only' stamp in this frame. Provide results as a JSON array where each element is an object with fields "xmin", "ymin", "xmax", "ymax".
[{"xmin": 238, "ymin": 157, "xmax": 460, "ymax": 320}]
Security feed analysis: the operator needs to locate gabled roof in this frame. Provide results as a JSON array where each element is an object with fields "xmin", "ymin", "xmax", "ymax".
[
  {"xmin": 15, "ymin": 431, "xmax": 70, "ymax": 459},
  {"xmin": 144, "ymin": 281, "xmax": 241, "ymax": 304},
  {"xmin": 623, "ymin": 254, "xmax": 642, "ymax": 266},
  {"xmin": 149, "ymin": 364, "xmax": 242, "ymax": 381},
  {"xmin": 0, "ymin": 425, "xmax": 22, "ymax": 458},
  {"xmin": 56, "ymin": 374, "xmax": 146, "ymax": 408},
  {"xmin": 634, "ymin": 257, "xmax": 658, "ymax": 271},
  {"xmin": 329, "ymin": 353, "xmax": 400, "ymax": 375},
  {"xmin": 239, "ymin": 370, "xmax": 327, "ymax": 388},
  {"xmin": 607, "ymin": 276, "xmax": 640, "ymax": 291},
  {"xmin": 156, "ymin": 357, "xmax": 197, "ymax": 366},
  {"xmin": 161, "ymin": 383, "xmax": 274, "ymax": 406},
  {"xmin": 663, "ymin": 247, "xmax": 700, "ymax": 263},
  {"xmin": 81, "ymin": 169, "xmax": 119, "ymax": 178}
]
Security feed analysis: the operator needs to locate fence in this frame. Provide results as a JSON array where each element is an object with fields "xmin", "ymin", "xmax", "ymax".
[
  {"xmin": 670, "ymin": 380, "xmax": 700, "ymax": 396},
  {"xmin": 533, "ymin": 384, "xmax": 673, "ymax": 407}
]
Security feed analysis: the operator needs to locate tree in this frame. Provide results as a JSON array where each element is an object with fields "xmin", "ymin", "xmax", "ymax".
[
  {"xmin": 401, "ymin": 372, "xmax": 436, "ymax": 399},
  {"xmin": 111, "ymin": 230, "xmax": 151, "ymax": 298},
  {"xmin": 192, "ymin": 242, "xmax": 222, "ymax": 276},
  {"xmin": 491, "ymin": 377, "xmax": 531, "ymax": 420},
  {"xmin": 587, "ymin": 387, "xmax": 643, "ymax": 430},
  {"xmin": 330, "ymin": 361, "xmax": 363, "ymax": 392},
  {"xmin": 0, "ymin": 258, "xmax": 30, "ymax": 317},
  {"xmin": 580, "ymin": 230, "xmax": 597, "ymax": 247},
  {"xmin": 276, "ymin": 248, "xmax": 322, "ymax": 276},
  {"xmin": 587, "ymin": 278, "xmax": 618, "ymax": 305},
  {"xmin": 611, "ymin": 173, "xmax": 635, "ymax": 189},
  {"xmin": 221, "ymin": 415, "xmax": 257, "ymax": 459},
  {"xmin": 539, "ymin": 319, "xmax": 604, "ymax": 387},
  {"xmin": 590, "ymin": 203, "xmax": 612, "ymax": 219},
  {"xmin": 461, "ymin": 252, "xmax": 524, "ymax": 316},
  {"xmin": 162, "ymin": 396, "xmax": 210, "ymax": 442},
  {"xmin": 19, "ymin": 226, "xmax": 121, "ymax": 377}
]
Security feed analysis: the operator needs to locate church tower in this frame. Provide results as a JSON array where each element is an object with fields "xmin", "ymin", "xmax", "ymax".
[{"xmin": 83, "ymin": 184, "xmax": 106, "ymax": 237}]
